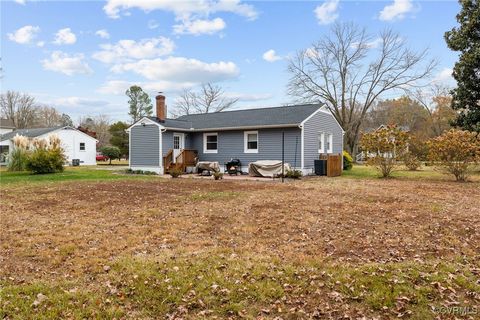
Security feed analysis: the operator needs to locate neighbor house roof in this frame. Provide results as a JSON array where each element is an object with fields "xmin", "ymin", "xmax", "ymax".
[
  {"xmin": 146, "ymin": 104, "xmax": 324, "ymax": 131},
  {"xmin": 0, "ymin": 119, "xmax": 15, "ymax": 129},
  {"xmin": 0, "ymin": 127, "xmax": 63, "ymax": 142}
]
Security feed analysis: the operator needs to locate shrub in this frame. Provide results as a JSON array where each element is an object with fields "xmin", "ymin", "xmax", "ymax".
[
  {"xmin": 25, "ymin": 135, "xmax": 66, "ymax": 174},
  {"xmin": 285, "ymin": 169, "xmax": 302, "ymax": 179},
  {"xmin": 360, "ymin": 125, "xmax": 410, "ymax": 178},
  {"xmin": 26, "ymin": 148, "xmax": 65, "ymax": 174},
  {"xmin": 343, "ymin": 150, "xmax": 353, "ymax": 170},
  {"xmin": 427, "ymin": 129, "xmax": 480, "ymax": 182},
  {"xmin": 403, "ymin": 153, "xmax": 421, "ymax": 171},
  {"xmin": 169, "ymin": 167, "xmax": 183, "ymax": 178},
  {"xmin": 7, "ymin": 148, "xmax": 29, "ymax": 171},
  {"xmin": 213, "ymin": 171, "xmax": 224, "ymax": 180},
  {"xmin": 100, "ymin": 146, "xmax": 121, "ymax": 165}
]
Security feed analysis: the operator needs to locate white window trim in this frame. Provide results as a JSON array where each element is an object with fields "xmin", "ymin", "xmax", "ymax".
[
  {"xmin": 79, "ymin": 142, "xmax": 86, "ymax": 152},
  {"xmin": 244, "ymin": 130, "xmax": 258, "ymax": 153},
  {"xmin": 327, "ymin": 133, "xmax": 333, "ymax": 153},
  {"xmin": 318, "ymin": 132, "xmax": 325, "ymax": 153},
  {"xmin": 203, "ymin": 132, "xmax": 218, "ymax": 154}
]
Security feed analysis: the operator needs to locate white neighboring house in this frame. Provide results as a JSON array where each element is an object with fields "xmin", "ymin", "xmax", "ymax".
[{"xmin": 0, "ymin": 126, "xmax": 98, "ymax": 165}]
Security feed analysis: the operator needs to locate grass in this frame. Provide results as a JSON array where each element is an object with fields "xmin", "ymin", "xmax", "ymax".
[
  {"xmin": 2, "ymin": 253, "xmax": 479, "ymax": 319},
  {"xmin": 342, "ymin": 163, "xmax": 480, "ymax": 181},
  {"xmin": 1, "ymin": 164, "xmax": 479, "ymax": 318},
  {"xmin": 0, "ymin": 166, "xmax": 148, "ymax": 185}
]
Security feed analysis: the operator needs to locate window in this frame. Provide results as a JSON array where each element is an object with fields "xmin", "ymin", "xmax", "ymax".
[
  {"xmin": 318, "ymin": 132, "xmax": 325, "ymax": 153},
  {"xmin": 327, "ymin": 133, "xmax": 333, "ymax": 153},
  {"xmin": 79, "ymin": 142, "xmax": 85, "ymax": 151},
  {"xmin": 244, "ymin": 131, "xmax": 258, "ymax": 153},
  {"xmin": 203, "ymin": 133, "xmax": 218, "ymax": 153},
  {"xmin": 173, "ymin": 135, "xmax": 180, "ymax": 149}
]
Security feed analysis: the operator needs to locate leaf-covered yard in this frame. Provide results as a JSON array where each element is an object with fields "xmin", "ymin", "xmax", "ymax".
[{"xmin": 0, "ymin": 168, "xmax": 479, "ymax": 319}]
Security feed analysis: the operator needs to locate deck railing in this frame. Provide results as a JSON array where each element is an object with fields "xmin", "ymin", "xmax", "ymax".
[{"xmin": 164, "ymin": 149, "xmax": 197, "ymax": 174}]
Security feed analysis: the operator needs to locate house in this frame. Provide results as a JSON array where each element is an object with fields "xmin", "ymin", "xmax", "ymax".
[
  {"xmin": 128, "ymin": 94, "xmax": 344, "ymax": 175},
  {"xmin": 0, "ymin": 126, "xmax": 98, "ymax": 165},
  {"xmin": 0, "ymin": 119, "xmax": 15, "ymax": 135}
]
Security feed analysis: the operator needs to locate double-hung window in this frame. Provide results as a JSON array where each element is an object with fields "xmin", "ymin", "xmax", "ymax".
[
  {"xmin": 203, "ymin": 133, "xmax": 218, "ymax": 153},
  {"xmin": 244, "ymin": 131, "xmax": 258, "ymax": 153},
  {"xmin": 318, "ymin": 132, "xmax": 325, "ymax": 153},
  {"xmin": 79, "ymin": 142, "xmax": 85, "ymax": 151},
  {"xmin": 326, "ymin": 133, "xmax": 333, "ymax": 153}
]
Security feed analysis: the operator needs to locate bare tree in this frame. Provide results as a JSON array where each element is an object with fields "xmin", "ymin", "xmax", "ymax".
[
  {"xmin": 0, "ymin": 91, "xmax": 38, "ymax": 129},
  {"xmin": 34, "ymin": 106, "xmax": 65, "ymax": 128},
  {"xmin": 287, "ymin": 23, "xmax": 437, "ymax": 155},
  {"xmin": 78, "ymin": 114, "xmax": 111, "ymax": 148},
  {"xmin": 413, "ymin": 84, "xmax": 455, "ymax": 137},
  {"xmin": 172, "ymin": 83, "xmax": 238, "ymax": 117}
]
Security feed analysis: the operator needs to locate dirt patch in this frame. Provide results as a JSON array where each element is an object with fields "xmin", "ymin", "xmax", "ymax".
[{"xmin": 1, "ymin": 177, "xmax": 479, "ymax": 286}]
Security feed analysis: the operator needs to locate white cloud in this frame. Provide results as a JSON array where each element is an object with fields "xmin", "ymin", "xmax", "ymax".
[
  {"xmin": 103, "ymin": 0, "xmax": 258, "ymax": 20},
  {"xmin": 54, "ymin": 97, "xmax": 108, "ymax": 107},
  {"xmin": 92, "ymin": 37, "xmax": 175, "ymax": 64},
  {"xmin": 110, "ymin": 57, "xmax": 239, "ymax": 83},
  {"xmin": 379, "ymin": 0, "xmax": 414, "ymax": 21},
  {"xmin": 36, "ymin": 41, "xmax": 45, "ymax": 47},
  {"xmin": 314, "ymin": 0, "xmax": 339, "ymax": 25},
  {"xmin": 262, "ymin": 49, "xmax": 282, "ymax": 62},
  {"xmin": 433, "ymin": 67, "xmax": 454, "ymax": 84},
  {"xmin": 42, "ymin": 51, "xmax": 92, "ymax": 76},
  {"xmin": 8, "ymin": 25, "xmax": 40, "ymax": 44},
  {"xmin": 173, "ymin": 17, "xmax": 226, "ymax": 35},
  {"xmin": 95, "ymin": 29, "xmax": 110, "ymax": 39},
  {"xmin": 97, "ymin": 80, "xmax": 197, "ymax": 95},
  {"xmin": 14, "ymin": 0, "xmax": 26, "ymax": 4},
  {"xmin": 53, "ymin": 28, "xmax": 77, "ymax": 45},
  {"xmin": 226, "ymin": 92, "xmax": 273, "ymax": 102}
]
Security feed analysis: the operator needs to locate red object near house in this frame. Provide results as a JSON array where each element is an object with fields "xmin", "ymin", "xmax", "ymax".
[{"xmin": 96, "ymin": 153, "xmax": 109, "ymax": 162}]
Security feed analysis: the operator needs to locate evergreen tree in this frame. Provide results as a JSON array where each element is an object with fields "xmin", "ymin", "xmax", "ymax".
[
  {"xmin": 444, "ymin": 0, "xmax": 480, "ymax": 131},
  {"xmin": 109, "ymin": 121, "xmax": 129, "ymax": 158},
  {"xmin": 126, "ymin": 85, "xmax": 153, "ymax": 123}
]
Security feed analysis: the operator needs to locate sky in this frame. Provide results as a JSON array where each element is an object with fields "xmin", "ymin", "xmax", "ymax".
[{"xmin": 1, "ymin": 0, "xmax": 460, "ymax": 122}]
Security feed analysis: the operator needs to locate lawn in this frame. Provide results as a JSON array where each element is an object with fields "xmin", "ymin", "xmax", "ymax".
[{"xmin": 1, "ymin": 165, "xmax": 479, "ymax": 319}]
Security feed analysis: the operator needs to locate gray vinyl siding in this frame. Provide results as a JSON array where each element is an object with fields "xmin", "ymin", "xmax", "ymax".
[
  {"xmin": 130, "ymin": 125, "xmax": 159, "ymax": 166},
  {"xmin": 162, "ymin": 130, "xmax": 193, "ymax": 156},
  {"xmin": 190, "ymin": 128, "xmax": 302, "ymax": 169},
  {"xmin": 303, "ymin": 111, "xmax": 343, "ymax": 169}
]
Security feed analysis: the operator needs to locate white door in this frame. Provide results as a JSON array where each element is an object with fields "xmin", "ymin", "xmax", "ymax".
[{"xmin": 173, "ymin": 133, "xmax": 184, "ymax": 162}]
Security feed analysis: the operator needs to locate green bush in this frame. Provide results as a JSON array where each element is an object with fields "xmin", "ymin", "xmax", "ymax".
[
  {"xmin": 343, "ymin": 150, "xmax": 353, "ymax": 170},
  {"xmin": 285, "ymin": 169, "xmax": 302, "ymax": 179},
  {"xmin": 26, "ymin": 148, "xmax": 65, "ymax": 174},
  {"xmin": 7, "ymin": 148, "xmax": 29, "ymax": 171},
  {"xmin": 100, "ymin": 146, "xmax": 121, "ymax": 164}
]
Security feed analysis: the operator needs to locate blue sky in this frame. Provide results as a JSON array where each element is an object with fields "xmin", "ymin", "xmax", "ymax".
[{"xmin": 2, "ymin": 0, "xmax": 460, "ymax": 122}]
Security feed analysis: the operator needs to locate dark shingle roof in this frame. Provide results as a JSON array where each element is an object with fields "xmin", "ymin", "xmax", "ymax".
[
  {"xmin": 149, "ymin": 104, "xmax": 323, "ymax": 131},
  {"xmin": 0, "ymin": 119, "xmax": 15, "ymax": 128},
  {"xmin": 0, "ymin": 127, "xmax": 63, "ymax": 142}
]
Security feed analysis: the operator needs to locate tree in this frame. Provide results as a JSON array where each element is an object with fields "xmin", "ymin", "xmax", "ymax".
[
  {"xmin": 445, "ymin": 0, "xmax": 480, "ymax": 132},
  {"xmin": 79, "ymin": 115, "xmax": 111, "ymax": 148},
  {"xmin": 0, "ymin": 91, "xmax": 38, "ymax": 128},
  {"xmin": 288, "ymin": 22, "xmax": 436, "ymax": 155},
  {"xmin": 126, "ymin": 85, "xmax": 153, "ymax": 122},
  {"xmin": 172, "ymin": 83, "xmax": 238, "ymax": 117},
  {"xmin": 109, "ymin": 121, "xmax": 129, "ymax": 158},
  {"xmin": 428, "ymin": 129, "xmax": 480, "ymax": 181},
  {"xmin": 34, "ymin": 106, "xmax": 65, "ymax": 127},
  {"xmin": 360, "ymin": 125, "xmax": 410, "ymax": 178},
  {"xmin": 61, "ymin": 113, "xmax": 73, "ymax": 127},
  {"xmin": 100, "ymin": 146, "xmax": 121, "ymax": 165},
  {"xmin": 414, "ymin": 84, "xmax": 456, "ymax": 137}
]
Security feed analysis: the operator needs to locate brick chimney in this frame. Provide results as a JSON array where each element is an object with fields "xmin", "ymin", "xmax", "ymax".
[{"xmin": 155, "ymin": 94, "xmax": 166, "ymax": 121}]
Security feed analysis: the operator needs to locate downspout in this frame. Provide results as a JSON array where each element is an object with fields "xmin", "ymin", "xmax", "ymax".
[{"xmin": 299, "ymin": 124, "xmax": 304, "ymax": 171}]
